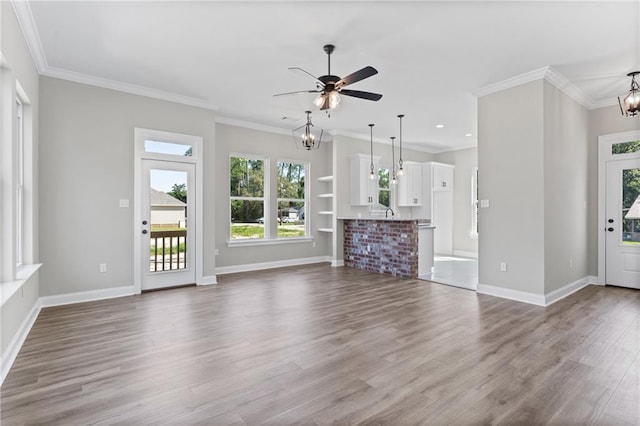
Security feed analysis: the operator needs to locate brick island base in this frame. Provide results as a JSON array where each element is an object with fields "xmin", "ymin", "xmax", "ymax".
[{"xmin": 342, "ymin": 219, "xmax": 419, "ymax": 278}]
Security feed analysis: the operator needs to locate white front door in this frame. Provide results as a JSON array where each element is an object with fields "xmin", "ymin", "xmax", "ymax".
[
  {"xmin": 141, "ymin": 159, "xmax": 196, "ymax": 290},
  {"xmin": 605, "ymin": 158, "xmax": 640, "ymax": 289}
]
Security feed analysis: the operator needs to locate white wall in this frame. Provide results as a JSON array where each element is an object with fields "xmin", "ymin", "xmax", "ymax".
[
  {"xmin": 434, "ymin": 147, "xmax": 478, "ymax": 256},
  {"xmin": 39, "ymin": 76, "xmax": 217, "ymax": 295},
  {"xmin": 478, "ymin": 80, "xmax": 545, "ymax": 295},
  {"xmin": 543, "ymin": 80, "xmax": 589, "ymax": 293}
]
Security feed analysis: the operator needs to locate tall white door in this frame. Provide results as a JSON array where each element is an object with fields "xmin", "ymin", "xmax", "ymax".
[
  {"xmin": 605, "ymin": 158, "xmax": 640, "ymax": 289},
  {"xmin": 140, "ymin": 159, "xmax": 196, "ymax": 290}
]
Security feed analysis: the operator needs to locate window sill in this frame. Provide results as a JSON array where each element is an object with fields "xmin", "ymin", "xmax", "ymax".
[
  {"xmin": 227, "ymin": 237, "xmax": 313, "ymax": 248},
  {"xmin": 1, "ymin": 263, "xmax": 42, "ymax": 307}
]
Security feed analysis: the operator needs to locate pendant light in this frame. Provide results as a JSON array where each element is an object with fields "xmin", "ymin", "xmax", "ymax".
[
  {"xmin": 619, "ymin": 71, "xmax": 640, "ymax": 117},
  {"xmin": 397, "ymin": 114, "xmax": 405, "ymax": 176},
  {"xmin": 369, "ymin": 124, "xmax": 376, "ymax": 180},
  {"xmin": 292, "ymin": 111, "xmax": 323, "ymax": 150},
  {"xmin": 391, "ymin": 136, "xmax": 398, "ymax": 185}
]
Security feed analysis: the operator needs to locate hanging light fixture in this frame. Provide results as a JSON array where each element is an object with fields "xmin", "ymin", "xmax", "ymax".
[
  {"xmin": 292, "ymin": 111, "xmax": 323, "ymax": 150},
  {"xmin": 618, "ymin": 71, "xmax": 640, "ymax": 117},
  {"xmin": 391, "ymin": 136, "xmax": 398, "ymax": 185},
  {"xmin": 369, "ymin": 124, "xmax": 376, "ymax": 180},
  {"xmin": 397, "ymin": 114, "xmax": 405, "ymax": 176}
]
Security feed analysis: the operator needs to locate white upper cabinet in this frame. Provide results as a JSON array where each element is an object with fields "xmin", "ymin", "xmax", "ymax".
[
  {"xmin": 397, "ymin": 161, "xmax": 423, "ymax": 206},
  {"xmin": 350, "ymin": 154, "xmax": 380, "ymax": 206},
  {"xmin": 432, "ymin": 163, "xmax": 454, "ymax": 191}
]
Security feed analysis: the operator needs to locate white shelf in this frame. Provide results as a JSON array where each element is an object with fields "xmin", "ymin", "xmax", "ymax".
[
  {"xmin": 317, "ymin": 211, "xmax": 333, "ymax": 215},
  {"xmin": 317, "ymin": 175, "xmax": 334, "ymax": 182},
  {"xmin": 318, "ymin": 228, "xmax": 334, "ymax": 233},
  {"xmin": 317, "ymin": 193, "xmax": 334, "ymax": 198}
]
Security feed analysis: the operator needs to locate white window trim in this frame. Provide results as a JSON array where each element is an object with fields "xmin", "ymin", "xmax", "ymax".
[
  {"xmin": 15, "ymin": 97, "xmax": 24, "ymax": 268},
  {"xmin": 470, "ymin": 167, "xmax": 479, "ymax": 239}
]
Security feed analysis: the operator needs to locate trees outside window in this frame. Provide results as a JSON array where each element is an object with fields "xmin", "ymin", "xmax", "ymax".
[
  {"xmin": 230, "ymin": 156, "xmax": 265, "ymax": 239},
  {"xmin": 277, "ymin": 161, "xmax": 306, "ymax": 238}
]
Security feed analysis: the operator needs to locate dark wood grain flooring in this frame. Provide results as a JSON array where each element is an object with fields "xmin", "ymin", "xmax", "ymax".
[{"xmin": 1, "ymin": 264, "xmax": 639, "ymax": 425}]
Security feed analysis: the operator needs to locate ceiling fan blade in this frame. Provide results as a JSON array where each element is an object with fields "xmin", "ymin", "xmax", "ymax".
[
  {"xmin": 273, "ymin": 89, "xmax": 321, "ymax": 97},
  {"xmin": 336, "ymin": 66, "xmax": 378, "ymax": 88},
  {"xmin": 339, "ymin": 89, "xmax": 383, "ymax": 101},
  {"xmin": 288, "ymin": 67, "xmax": 325, "ymax": 87}
]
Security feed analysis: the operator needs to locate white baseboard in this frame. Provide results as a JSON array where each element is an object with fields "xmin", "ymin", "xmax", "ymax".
[
  {"xmin": 198, "ymin": 275, "xmax": 218, "ymax": 286},
  {"xmin": 40, "ymin": 285, "xmax": 136, "ymax": 308},
  {"xmin": 331, "ymin": 259, "xmax": 344, "ymax": 267},
  {"xmin": 544, "ymin": 276, "xmax": 591, "ymax": 306},
  {"xmin": 478, "ymin": 276, "xmax": 594, "ymax": 307},
  {"xmin": 1, "ymin": 298, "xmax": 42, "ymax": 384},
  {"xmin": 215, "ymin": 256, "xmax": 331, "ymax": 275},
  {"xmin": 589, "ymin": 275, "xmax": 604, "ymax": 286},
  {"xmin": 453, "ymin": 250, "xmax": 478, "ymax": 259},
  {"xmin": 477, "ymin": 283, "xmax": 546, "ymax": 306}
]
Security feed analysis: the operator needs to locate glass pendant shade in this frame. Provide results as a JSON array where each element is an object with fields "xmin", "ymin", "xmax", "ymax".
[
  {"xmin": 619, "ymin": 71, "xmax": 640, "ymax": 117},
  {"xmin": 292, "ymin": 111, "xmax": 323, "ymax": 150},
  {"xmin": 313, "ymin": 91, "xmax": 341, "ymax": 110}
]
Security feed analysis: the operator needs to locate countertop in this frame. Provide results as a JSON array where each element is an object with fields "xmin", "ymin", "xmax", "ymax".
[{"xmin": 337, "ymin": 216, "xmax": 433, "ymax": 226}]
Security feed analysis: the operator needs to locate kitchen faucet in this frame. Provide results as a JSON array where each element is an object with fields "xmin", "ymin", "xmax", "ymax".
[{"xmin": 385, "ymin": 207, "xmax": 395, "ymax": 218}]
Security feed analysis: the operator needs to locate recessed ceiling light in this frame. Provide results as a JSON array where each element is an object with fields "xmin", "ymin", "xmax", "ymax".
[
  {"xmin": 465, "ymin": 133, "xmax": 473, "ymax": 137},
  {"xmin": 435, "ymin": 124, "xmax": 444, "ymax": 129}
]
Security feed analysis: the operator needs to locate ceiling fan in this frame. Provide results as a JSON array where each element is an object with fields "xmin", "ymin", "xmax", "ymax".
[{"xmin": 274, "ymin": 44, "xmax": 383, "ymax": 111}]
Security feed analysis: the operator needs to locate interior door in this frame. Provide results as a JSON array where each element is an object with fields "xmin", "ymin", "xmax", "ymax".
[
  {"xmin": 141, "ymin": 159, "xmax": 196, "ymax": 290},
  {"xmin": 605, "ymin": 158, "xmax": 640, "ymax": 289}
]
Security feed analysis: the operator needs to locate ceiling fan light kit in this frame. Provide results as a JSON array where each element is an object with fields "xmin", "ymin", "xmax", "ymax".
[
  {"xmin": 275, "ymin": 44, "xmax": 382, "ymax": 112},
  {"xmin": 292, "ymin": 111, "xmax": 323, "ymax": 150},
  {"xmin": 619, "ymin": 71, "xmax": 640, "ymax": 117}
]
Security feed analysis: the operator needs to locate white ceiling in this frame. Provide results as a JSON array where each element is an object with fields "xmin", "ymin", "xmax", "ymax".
[{"xmin": 16, "ymin": 1, "xmax": 640, "ymax": 152}]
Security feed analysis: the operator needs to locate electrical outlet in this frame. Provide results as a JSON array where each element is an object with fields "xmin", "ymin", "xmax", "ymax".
[
  {"xmin": 569, "ymin": 259, "xmax": 573, "ymax": 269},
  {"xmin": 312, "ymin": 241, "xmax": 316, "ymax": 248},
  {"xmin": 119, "ymin": 199, "xmax": 129, "ymax": 208},
  {"xmin": 99, "ymin": 263, "xmax": 107, "ymax": 273},
  {"xmin": 214, "ymin": 249, "xmax": 219, "ymax": 255},
  {"xmin": 500, "ymin": 262, "xmax": 507, "ymax": 272},
  {"xmin": 480, "ymin": 200, "xmax": 490, "ymax": 208}
]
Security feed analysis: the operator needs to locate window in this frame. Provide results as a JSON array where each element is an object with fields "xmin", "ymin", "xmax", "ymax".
[
  {"xmin": 378, "ymin": 167, "xmax": 390, "ymax": 207},
  {"xmin": 230, "ymin": 156, "xmax": 266, "ymax": 240},
  {"xmin": 612, "ymin": 141, "xmax": 640, "ymax": 155},
  {"xmin": 277, "ymin": 161, "xmax": 307, "ymax": 238},
  {"xmin": 15, "ymin": 98, "xmax": 24, "ymax": 267},
  {"xmin": 471, "ymin": 167, "xmax": 479, "ymax": 238},
  {"xmin": 144, "ymin": 140, "xmax": 193, "ymax": 157}
]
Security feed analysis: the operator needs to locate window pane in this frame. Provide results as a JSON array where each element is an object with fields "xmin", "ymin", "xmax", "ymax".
[
  {"xmin": 231, "ymin": 157, "xmax": 264, "ymax": 197},
  {"xmin": 622, "ymin": 168, "xmax": 640, "ymax": 244},
  {"xmin": 277, "ymin": 162, "xmax": 305, "ymax": 199},
  {"xmin": 612, "ymin": 141, "xmax": 640, "ymax": 155},
  {"xmin": 378, "ymin": 168, "xmax": 389, "ymax": 189},
  {"xmin": 230, "ymin": 200, "xmax": 264, "ymax": 239},
  {"xmin": 278, "ymin": 201, "xmax": 305, "ymax": 238},
  {"xmin": 145, "ymin": 140, "xmax": 193, "ymax": 156},
  {"xmin": 379, "ymin": 190, "xmax": 390, "ymax": 207}
]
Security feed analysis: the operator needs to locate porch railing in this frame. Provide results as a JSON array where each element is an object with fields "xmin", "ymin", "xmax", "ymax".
[{"xmin": 150, "ymin": 229, "xmax": 187, "ymax": 272}]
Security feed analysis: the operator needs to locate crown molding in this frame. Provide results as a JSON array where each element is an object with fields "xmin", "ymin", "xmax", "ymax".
[
  {"xmin": 471, "ymin": 65, "xmax": 602, "ymax": 110},
  {"xmin": 11, "ymin": 0, "xmax": 47, "ymax": 72},
  {"xmin": 41, "ymin": 66, "xmax": 218, "ymax": 110},
  {"xmin": 590, "ymin": 97, "xmax": 620, "ymax": 110}
]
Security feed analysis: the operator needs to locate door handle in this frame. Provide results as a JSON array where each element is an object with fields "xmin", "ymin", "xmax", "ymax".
[
  {"xmin": 142, "ymin": 229, "xmax": 148, "ymax": 234},
  {"xmin": 607, "ymin": 227, "xmax": 614, "ymax": 232}
]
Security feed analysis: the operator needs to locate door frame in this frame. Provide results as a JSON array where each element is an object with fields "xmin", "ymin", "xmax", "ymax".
[
  {"xmin": 597, "ymin": 130, "xmax": 640, "ymax": 286},
  {"xmin": 134, "ymin": 128, "xmax": 204, "ymax": 294}
]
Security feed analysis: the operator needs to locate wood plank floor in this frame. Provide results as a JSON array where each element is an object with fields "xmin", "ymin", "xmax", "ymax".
[{"xmin": 1, "ymin": 264, "xmax": 639, "ymax": 425}]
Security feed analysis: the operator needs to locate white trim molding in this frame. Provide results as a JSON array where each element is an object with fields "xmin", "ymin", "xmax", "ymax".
[
  {"xmin": 198, "ymin": 275, "xmax": 218, "ymax": 286},
  {"xmin": 477, "ymin": 283, "xmax": 546, "ymax": 306},
  {"xmin": 478, "ymin": 276, "xmax": 595, "ymax": 307},
  {"xmin": 331, "ymin": 259, "xmax": 344, "ymax": 267},
  {"xmin": 215, "ymin": 256, "xmax": 331, "ymax": 275},
  {"xmin": 1, "ymin": 298, "xmax": 41, "ymax": 384},
  {"xmin": 472, "ymin": 66, "xmax": 600, "ymax": 110},
  {"xmin": 40, "ymin": 286, "xmax": 136, "ymax": 308}
]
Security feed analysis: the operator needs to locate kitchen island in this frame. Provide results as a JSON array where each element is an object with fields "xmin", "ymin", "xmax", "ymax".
[{"xmin": 338, "ymin": 217, "xmax": 434, "ymax": 278}]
